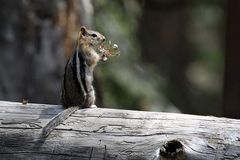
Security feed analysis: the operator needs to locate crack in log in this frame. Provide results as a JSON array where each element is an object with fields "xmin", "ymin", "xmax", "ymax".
[
  {"xmin": 0, "ymin": 151, "xmax": 90, "ymax": 158},
  {"xmin": 185, "ymin": 144, "xmax": 212, "ymax": 155},
  {"xmin": 103, "ymin": 145, "xmax": 107, "ymax": 160},
  {"xmin": 89, "ymin": 147, "xmax": 93, "ymax": 160}
]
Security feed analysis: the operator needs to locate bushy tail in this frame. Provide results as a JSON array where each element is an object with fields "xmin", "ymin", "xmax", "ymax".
[{"xmin": 42, "ymin": 106, "xmax": 79, "ymax": 137}]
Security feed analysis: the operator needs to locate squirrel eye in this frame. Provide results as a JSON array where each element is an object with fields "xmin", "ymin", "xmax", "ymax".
[{"xmin": 92, "ymin": 34, "xmax": 97, "ymax": 37}]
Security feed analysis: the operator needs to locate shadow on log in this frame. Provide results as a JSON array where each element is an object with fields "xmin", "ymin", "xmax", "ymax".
[{"xmin": 0, "ymin": 101, "xmax": 240, "ymax": 160}]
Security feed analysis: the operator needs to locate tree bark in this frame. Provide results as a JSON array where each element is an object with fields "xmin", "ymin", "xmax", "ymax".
[
  {"xmin": 0, "ymin": 101, "xmax": 240, "ymax": 160},
  {"xmin": 0, "ymin": 0, "xmax": 95, "ymax": 105},
  {"xmin": 138, "ymin": 0, "xmax": 193, "ymax": 114},
  {"xmin": 223, "ymin": 0, "xmax": 240, "ymax": 118}
]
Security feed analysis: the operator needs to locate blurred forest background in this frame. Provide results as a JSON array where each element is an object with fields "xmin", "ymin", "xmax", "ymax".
[{"xmin": 0, "ymin": 0, "xmax": 239, "ymax": 118}]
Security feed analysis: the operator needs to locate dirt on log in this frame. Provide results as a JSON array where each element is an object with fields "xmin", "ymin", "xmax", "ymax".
[{"xmin": 0, "ymin": 101, "xmax": 240, "ymax": 160}]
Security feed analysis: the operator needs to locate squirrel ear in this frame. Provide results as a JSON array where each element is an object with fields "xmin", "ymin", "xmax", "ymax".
[{"xmin": 80, "ymin": 26, "xmax": 87, "ymax": 35}]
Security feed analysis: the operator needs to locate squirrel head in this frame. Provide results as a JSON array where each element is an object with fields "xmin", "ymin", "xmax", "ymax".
[{"xmin": 78, "ymin": 26, "xmax": 106, "ymax": 47}]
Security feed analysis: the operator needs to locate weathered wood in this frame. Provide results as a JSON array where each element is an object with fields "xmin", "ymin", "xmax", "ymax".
[{"xmin": 0, "ymin": 101, "xmax": 240, "ymax": 160}]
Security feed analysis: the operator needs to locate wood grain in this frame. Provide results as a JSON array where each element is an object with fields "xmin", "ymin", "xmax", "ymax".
[{"xmin": 0, "ymin": 101, "xmax": 240, "ymax": 160}]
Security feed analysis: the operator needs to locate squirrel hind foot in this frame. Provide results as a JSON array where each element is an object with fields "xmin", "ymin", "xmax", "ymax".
[{"xmin": 89, "ymin": 105, "xmax": 98, "ymax": 108}]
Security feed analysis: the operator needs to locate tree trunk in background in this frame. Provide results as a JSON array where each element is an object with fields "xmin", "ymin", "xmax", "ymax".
[
  {"xmin": 139, "ymin": 0, "xmax": 193, "ymax": 113},
  {"xmin": 223, "ymin": 0, "xmax": 240, "ymax": 118},
  {"xmin": 0, "ymin": 0, "xmax": 97, "ymax": 105}
]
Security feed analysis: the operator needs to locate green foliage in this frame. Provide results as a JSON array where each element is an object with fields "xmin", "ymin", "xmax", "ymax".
[
  {"xmin": 93, "ymin": 0, "xmax": 165, "ymax": 111},
  {"xmin": 93, "ymin": 0, "xmax": 225, "ymax": 115},
  {"xmin": 185, "ymin": 2, "xmax": 225, "ymax": 115}
]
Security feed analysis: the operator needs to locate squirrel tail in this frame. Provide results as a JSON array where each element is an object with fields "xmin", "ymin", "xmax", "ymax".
[{"xmin": 42, "ymin": 106, "xmax": 79, "ymax": 137}]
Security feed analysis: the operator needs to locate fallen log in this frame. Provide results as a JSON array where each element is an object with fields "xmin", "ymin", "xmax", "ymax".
[{"xmin": 0, "ymin": 101, "xmax": 240, "ymax": 160}]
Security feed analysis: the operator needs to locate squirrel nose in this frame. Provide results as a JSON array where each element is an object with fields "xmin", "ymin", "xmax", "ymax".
[{"xmin": 102, "ymin": 37, "xmax": 106, "ymax": 42}]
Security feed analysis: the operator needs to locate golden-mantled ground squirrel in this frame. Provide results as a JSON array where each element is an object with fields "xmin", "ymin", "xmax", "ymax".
[{"xmin": 42, "ymin": 26, "xmax": 106, "ymax": 137}]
